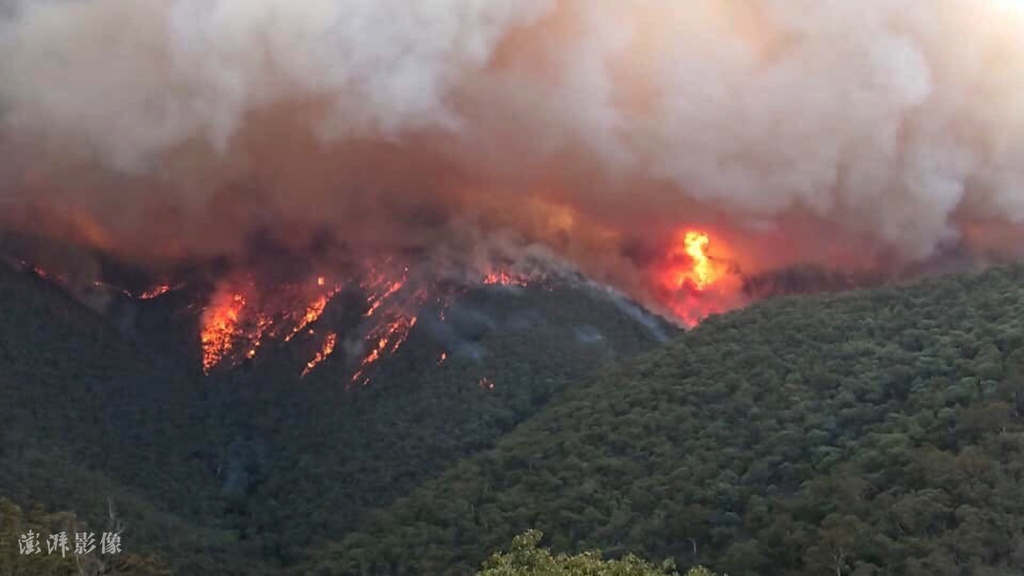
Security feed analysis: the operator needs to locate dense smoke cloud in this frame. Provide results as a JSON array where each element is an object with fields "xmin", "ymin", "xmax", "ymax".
[{"xmin": 2, "ymin": 0, "xmax": 1024, "ymax": 318}]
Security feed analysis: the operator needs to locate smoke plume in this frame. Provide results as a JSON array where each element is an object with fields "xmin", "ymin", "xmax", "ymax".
[{"xmin": 3, "ymin": 0, "xmax": 1024, "ymax": 320}]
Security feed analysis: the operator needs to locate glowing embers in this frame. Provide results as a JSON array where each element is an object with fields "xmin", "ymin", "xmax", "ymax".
[
  {"xmin": 136, "ymin": 284, "xmax": 173, "ymax": 299},
  {"xmin": 479, "ymin": 268, "xmax": 528, "ymax": 284},
  {"xmin": 347, "ymin": 262, "xmax": 547, "ymax": 386},
  {"xmin": 193, "ymin": 258, "xmax": 552, "ymax": 382},
  {"xmin": 199, "ymin": 274, "xmax": 342, "ymax": 374},
  {"xmin": 196, "ymin": 262, "xmax": 438, "ymax": 382},
  {"xmin": 284, "ymin": 292, "xmax": 335, "ymax": 343},
  {"xmin": 349, "ymin": 265, "xmax": 428, "ymax": 387},
  {"xmin": 363, "ymin": 271, "xmax": 406, "ymax": 318},
  {"xmin": 653, "ymin": 228, "xmax": 734, "ymax": 326},
  {"xmin": 479, "ymin": 259, "xmax": 551, "ymax": 290},
  {"xmin": 200, "ymin": 291, "xmax": 247, "ymax": 373},
  {"xmin": 482, "ymin": 269, "xmax": 530, "ymax": 287},
  {"xmin": 302, "ymin": 332, "xmax": 338, "ymax": 377},
  {"xmin": 350, "ymin": 315, "xmax": 418, "ymax": 387}
]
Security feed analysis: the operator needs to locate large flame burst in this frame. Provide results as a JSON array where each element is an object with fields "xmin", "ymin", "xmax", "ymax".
[
  {"xmin": 200, "ymin": 291, "xmax": 247, "ymax": 372},
  {"xmin": 652, "ymin": 228, "xmax": 735, "ymax": 326}
]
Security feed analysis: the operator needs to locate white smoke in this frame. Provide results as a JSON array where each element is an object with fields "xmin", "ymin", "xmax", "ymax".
[{"xmin": 2, "ymin": 0, "xmax": 1024, "ymax": 271}]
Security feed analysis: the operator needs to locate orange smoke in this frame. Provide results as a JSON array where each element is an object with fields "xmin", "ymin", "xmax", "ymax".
[{"xmin": 9, "ymin": 0, "xmax": 1024, "ymax": 359}]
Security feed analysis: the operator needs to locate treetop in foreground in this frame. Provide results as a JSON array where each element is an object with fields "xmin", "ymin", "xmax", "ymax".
[{"xmin": 480, "ymin": 530, "xmax": 716, "ymax": 576}]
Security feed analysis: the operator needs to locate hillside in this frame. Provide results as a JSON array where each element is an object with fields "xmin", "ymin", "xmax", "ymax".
[
  {"xmin": 0, "ymin": 264, "xmax": 674, "ymax": 572},
  {"xmin": 0, "ymin": 265, "xmax": 258, "ymax": 573},
  {"xmin": 310, "ymin": 265, "xmax": 1024, "ymax": 576},
  {"xmin": 6, "ymin": 260, "xmax": 1024, "ymax": 575},
  {"xmin": 198, "ymin": 278, "xmax": 677, "ymax": 564}
]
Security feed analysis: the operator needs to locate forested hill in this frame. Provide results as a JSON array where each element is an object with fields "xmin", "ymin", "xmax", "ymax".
[
  {"xmin": 310, "ymin": 265, "xmax": 1024, "ymax": 576},
  {"xmin": 0, "ymin": 262, "xmax": 676, "ymax": 573},
  {"xmin": 0, "ymin": 265, "xmax": 256, "ymax": 574}
]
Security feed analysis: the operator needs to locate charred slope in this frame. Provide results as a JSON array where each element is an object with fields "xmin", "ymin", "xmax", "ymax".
[{"xmin": 313, "ymin": 265, "xmax": 1024, "ymax": 576}]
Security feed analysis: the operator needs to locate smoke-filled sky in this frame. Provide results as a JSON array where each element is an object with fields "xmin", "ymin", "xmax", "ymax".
[{"xmin": 2, "ymin": 0, "xmax": 1024, "ymax": 317}]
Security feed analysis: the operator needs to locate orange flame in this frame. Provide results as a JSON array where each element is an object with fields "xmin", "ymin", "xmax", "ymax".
[
  {"xmin": 346, "ymin": 265, "xmax": 430, "ymax": 386},
  {"xmin": 682, "ymin": 231, "xmax": 714, "ymax": 289},
  {"xmin": 243, "ymin": 312, "xmax": 275, "ymax": 361},
  {"xmin": 200, "ymin": 291, "xmax": 246, "ymax": 373},
  {"xmin": 302, "ymin": 332, "xmax": 337, "ymax": 377},
  {"xmin": 199, "ymin": 275, "xmax": 342, "ymax": 373},
  {"xmin": 88, "ymin": 279, "xmax": 177, "ymax": 300},
  {"xmin": 284, "ymin": 291, "xmax": 335, "ymax": 342},
  {"xmin": 351, "ymin": 314, "xmax": 418, "ymax": 385},
  {"xmin": 664, "ymin": 230, "xmax": 719, "ymax": 291},
  {"xmin": 363, "ymin": 273, "xmax": 406, "ymax": 318},
  {"xmin": 655, "ymin": 228, "xmax": 734, "ymax": 326}
]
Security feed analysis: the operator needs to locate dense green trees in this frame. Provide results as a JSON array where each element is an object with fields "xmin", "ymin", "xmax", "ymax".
[
  {"xmin": 0, "ymin": 267, "xmax": 257, "ymax": 574},
  {"xmin": 6, "ymin": 261, "xmax": 1024, "ymax": 573},
  {"xmin": 0, "ymin": 266, "xmax": 670, "ymax": 573},
  {"xmin": 214, "ymin": 280, "xmax": 673, "ymax": 562},
  {"xmin": 313, "ymin": 266, "xmax": 1024, "ymax": 575}
]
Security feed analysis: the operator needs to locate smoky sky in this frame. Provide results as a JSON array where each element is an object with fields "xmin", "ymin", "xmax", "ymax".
[{"xmin": 3, "ymin": 0, "xmax": 1024, "ymax": 317}]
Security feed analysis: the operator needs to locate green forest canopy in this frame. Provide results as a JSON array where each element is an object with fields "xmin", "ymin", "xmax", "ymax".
[
  {"xmin": 311, "ymin": 266, "xmax": 1024, "ymax": 575},
  {"xmin": 4, "ymin": 264, "xmax": 1024, "ymax": 574}
]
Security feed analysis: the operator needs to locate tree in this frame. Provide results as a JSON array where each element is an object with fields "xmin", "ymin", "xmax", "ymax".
[
  {"xmin": 479, "ymin": 530, "xmax": 717, "ymax": 576},
  {"xmin": 804, "ymin": 514, "xmax": 871, "ymax": 576}
]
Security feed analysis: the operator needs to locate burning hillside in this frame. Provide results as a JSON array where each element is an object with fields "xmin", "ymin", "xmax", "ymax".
[
  {"xmin": 183, "ymin": 257, "xmax": 534, "ymax": 378},
  {"xmin": 194, "ymin": 226, "xmax": 726, "ymax": 380},
  {"xmin": 187, "ymin": 243, "xmax": 690, "ymax": 380},
  {"xmin": 197, "ymin": 273, "xmax": 343, "ymax": 373},
  {"xmin": 3, "ymin": 0, "xmax": 1024, "ymax": 363},
  {"xmin": 7, "ymin": 227, "xmax": 717, "ymax": 381}
]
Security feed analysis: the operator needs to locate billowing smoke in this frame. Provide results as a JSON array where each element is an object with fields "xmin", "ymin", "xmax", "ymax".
[{"xmin": 3, "ymin": 0, "xmax": 1024, "ymax": 322}]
